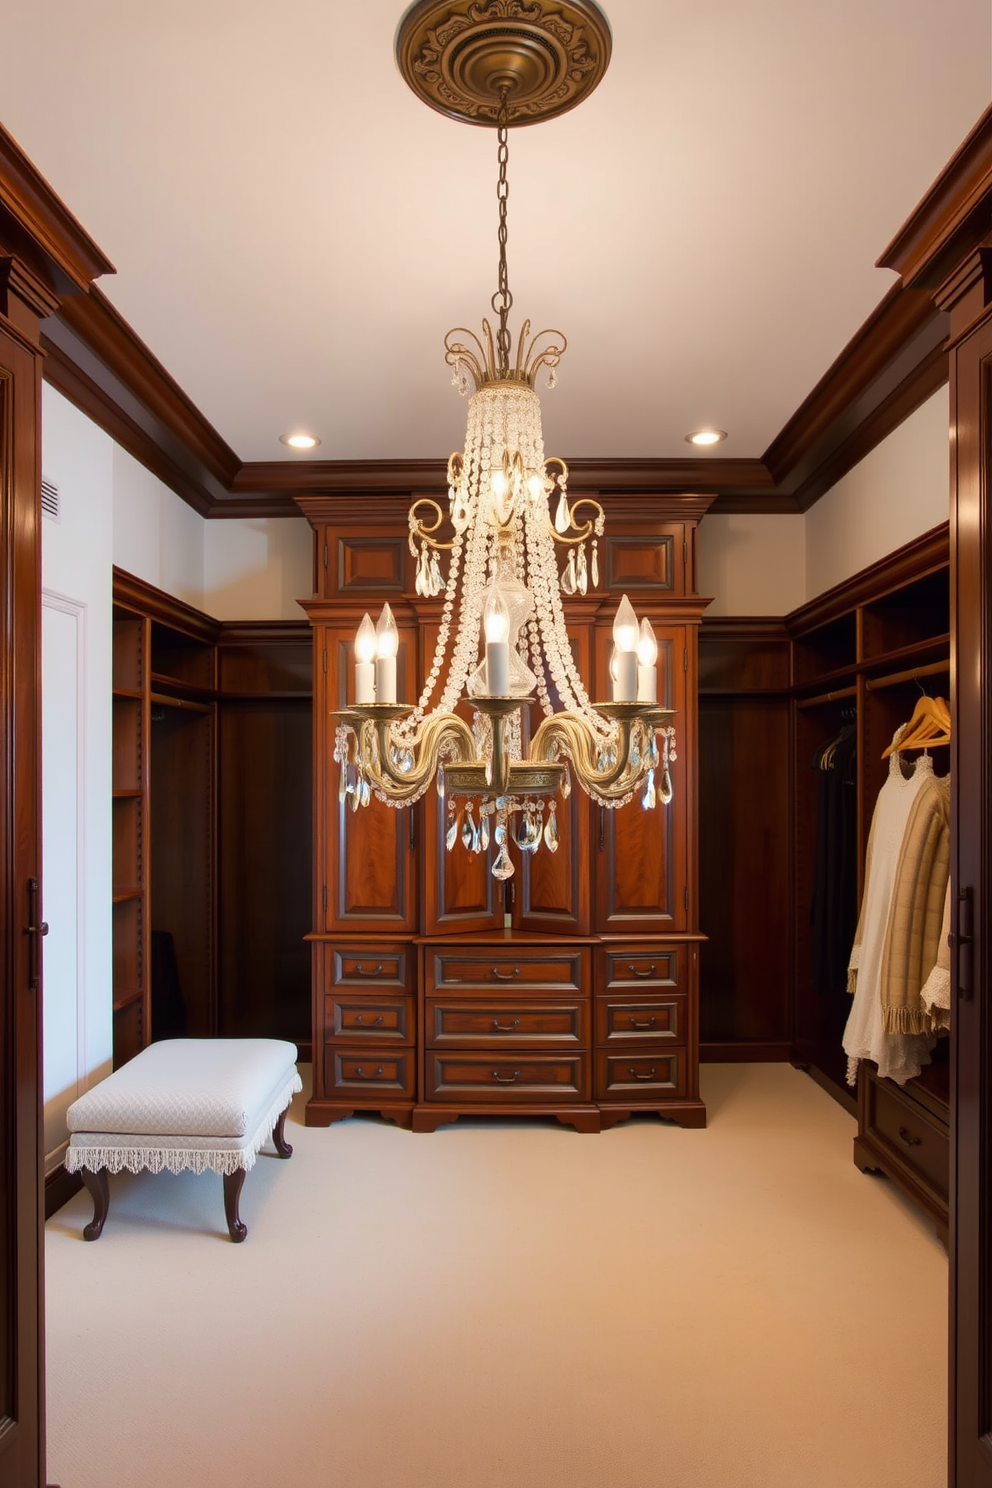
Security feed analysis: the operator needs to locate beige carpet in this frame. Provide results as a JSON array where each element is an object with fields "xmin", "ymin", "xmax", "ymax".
[{"xmin": 45, "ymin": 1063, "xmax": 947, "ymax": 1488}]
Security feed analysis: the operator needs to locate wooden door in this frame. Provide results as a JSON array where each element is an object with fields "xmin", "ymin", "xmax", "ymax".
[
  {"xmin": 515, "ymin": 619, "xmax": 593, "ymax": 935},
  {"xmin": 0, "ymin": 317, "xmax": 44, "ymax": 1488},
  {"xmin": 420, "ymin": 616, "xmax": 501, "ymax": 937},
  {"xmin": 593, "ymin": 621, "xmax": 689, "ymax": 933},
  {"xmin": 948, "ymin": 305, "xmax": 992, "ymax": 1488}
]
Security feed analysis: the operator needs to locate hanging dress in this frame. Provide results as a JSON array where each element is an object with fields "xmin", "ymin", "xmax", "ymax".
[{"xmin": 844, "ymin": 748, "xmax": 934, "ymax": 1085}]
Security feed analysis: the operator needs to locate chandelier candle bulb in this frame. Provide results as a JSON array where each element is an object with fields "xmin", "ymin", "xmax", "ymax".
[
  {"xmin": 484, "ymin": 589, "xmax": 511, "ymax": 696},
  {"xmin": 612, "ymin": 594, "xmax": 639, "ymax": 702},
  {"xmin": 354, "ymin": 613, "xmax": 377, "ymax": 704},
  {"xmin": 375, "ymin": 603, "xmax": 399, "ymax": 704},
  {"xmin": 637, "ymin": 617, "xmax": 658, "ymax": 704}
]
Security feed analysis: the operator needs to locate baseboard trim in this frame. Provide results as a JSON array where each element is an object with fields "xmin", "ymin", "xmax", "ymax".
[
  {"xmin": 700, "ymin": 1041, "xmax": 792, "ymax": 1063},
  {"xmin": 45, "ymin": 1165, "xmax": 82, "ymax": 1220}
]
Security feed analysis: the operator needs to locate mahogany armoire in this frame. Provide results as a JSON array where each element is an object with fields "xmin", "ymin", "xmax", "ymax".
[{"xmin": 297, "ymin": 491, "xmax": 710, "ymax": 1133}]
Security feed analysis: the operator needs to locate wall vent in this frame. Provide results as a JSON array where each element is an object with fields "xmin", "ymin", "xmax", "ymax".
[{"xmin": 41, "ymin": 478, "xmax": 61, "ymax": 523}]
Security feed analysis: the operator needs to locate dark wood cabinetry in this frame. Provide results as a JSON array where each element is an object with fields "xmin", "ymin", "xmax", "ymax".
[
  {"xmin": 299, "ymin": 494, "xmax": 708, "ymax": 1133},
  {"xmin": 110, "ymin": 571, "xmax": 313, "ymax": 1060},
  {"xmin": 790, "ymin": 527, "xmax": 950, "ymax": 1237},
  {"xmin": 697, "ymin": 526, "xmax": 950, "ymax": 1240}
]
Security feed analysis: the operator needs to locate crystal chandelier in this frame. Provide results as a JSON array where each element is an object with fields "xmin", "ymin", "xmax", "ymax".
[{"xmin": 336, "ymin": 23, "xmax": 675, "ymax": 881}]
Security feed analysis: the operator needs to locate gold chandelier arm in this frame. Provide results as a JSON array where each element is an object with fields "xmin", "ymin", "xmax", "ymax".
[
  {"xmin": 530, "ymin": 711, "xmax": 641, "ymax": 801},
  {"xmin": 543, "ymin": 495, "xmax": 605, "ymax": 546},
  {"xmin": 410, "ymin": 497, "xmax": 456, "ymax": 551},
  {"xmin": 354, "ymin": 710, "xmax": 477, "ymax": 805}
]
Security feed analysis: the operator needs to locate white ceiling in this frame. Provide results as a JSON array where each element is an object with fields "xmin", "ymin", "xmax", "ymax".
[{"xmin": 1, "ymin": 1, "xmax": 989, "ymax": 466}]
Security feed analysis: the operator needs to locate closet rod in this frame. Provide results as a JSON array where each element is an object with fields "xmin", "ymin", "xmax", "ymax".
[
  {"xmin": 795, "ymin": 685, "xmax": 857, "ymax": 709},
  {"xmin": 150, "ymin": 691, "xmax": 212, "ymax": 715},
  {"xmin": 864, "ymin": 660, "xmax": 949, "ymax": 693}
]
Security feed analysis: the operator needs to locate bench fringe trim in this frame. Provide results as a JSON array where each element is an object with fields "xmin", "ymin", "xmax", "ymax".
[{"xmin": 64, "ymin": 1070, "xmax": 303, "ymax": 1178}]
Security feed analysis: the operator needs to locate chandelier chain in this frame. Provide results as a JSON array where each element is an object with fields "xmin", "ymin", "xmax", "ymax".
[{"xmin": 491, "ymin": 90, "xmax": 512, "ymax": 377}]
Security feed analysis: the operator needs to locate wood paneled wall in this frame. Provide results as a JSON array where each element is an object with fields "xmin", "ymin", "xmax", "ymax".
[{"xmin": 698, "ymin": 620, "xmax": 793, "ymax": 1059}]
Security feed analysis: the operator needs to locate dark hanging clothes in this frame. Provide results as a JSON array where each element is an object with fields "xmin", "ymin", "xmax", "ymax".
[{"xmin": 810, "ymin": 724, "xmax": 858, "ymax": 997}]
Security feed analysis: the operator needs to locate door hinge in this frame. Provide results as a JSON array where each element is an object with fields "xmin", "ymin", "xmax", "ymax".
[{"xmin": 953, "ymin": 885, "xmax": 974, "ymax": 1000}]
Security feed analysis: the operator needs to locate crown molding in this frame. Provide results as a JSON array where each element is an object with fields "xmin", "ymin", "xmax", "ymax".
[
  {"xmin": 39, "ymin": 254, "xmax": 947, "ymax": 522},
  {"xmin": 0, "ymin": 121, "xmax": 114, "ymax": 296},
  {"xmin": 878, "ymin": 102, "xmax": 992, "ymax": 290}
]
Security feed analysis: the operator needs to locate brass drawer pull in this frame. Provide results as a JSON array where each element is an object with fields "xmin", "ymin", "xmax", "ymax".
[
  {"xmin": 491, "ymin": 1069, "xmax": 521, "ymax": 1083},
  {"xmin": 354, "ymin": 1066, "xmax": 384, "ymax": 1080},
  {"xmin": 492, "ymin": 966, "xmax": 521, "ymax": 980},
  {"xmin": 628, "ymin": 1016, "xmax": 658, "ymax": 1030},
  {"xmin": 354, "ymin": 1014, "xmax": 385, "ymax": 1028},
  {"xmin": 628, "ymin": 963, "xmax": 656, "ymax": 979},
  {"xmin": 355, "ymin": 963, "xmax": 384, "ymax": 977},
  {"xmin": 898, "ymin": 1125, "xmax": 922, "ymax": 1147},
  {"xmin": 631, "ymin": 1067, "xmax": 657, "ymax": 1081},
  {"xmin": 492, "ymin": 1018, "xmax": 521, "ymax": 1032}
]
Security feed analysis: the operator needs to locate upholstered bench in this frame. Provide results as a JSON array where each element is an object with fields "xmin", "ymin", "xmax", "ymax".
[{"xmin": 65, "ymin": 1039, "xmax": 302, "ymax": 1242}]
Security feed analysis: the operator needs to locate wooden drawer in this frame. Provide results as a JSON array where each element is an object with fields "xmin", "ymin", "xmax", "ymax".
[
  {"xmin": 425, "ymin": 998, "xmax": 587, "ymax": 1047},
  {"xmin": 595, "ymin": 1048, "xmax": 687, "ymax": 1099},
  {"xmin": 326, "ymin": 944, "xmax": 411, "ymax": 993},
  {"xmin": 425, "ymin": 1051, "xmax": 588, "ymax": 1102},
  {"xmin": 595, "ymin": 994, "xmax": 686, "ymax": 1045},
  {"xmin": 863, "ymin": 1071, "xmax": 948, "ymax": 1203},
  {"xmin": 323, "ymin": 1046, "xmax": 415, "ymax": 1098},
  {"xmin": 324, "ymin": 993, "xmax": 414, "ymax": 1043},
  {"xmin": 600, "ymin": 943, "xmax": 685, "ymax": 992},
  {"xmin": 426, "ymin": 947, "xmax": 589, "ymax": 994}
]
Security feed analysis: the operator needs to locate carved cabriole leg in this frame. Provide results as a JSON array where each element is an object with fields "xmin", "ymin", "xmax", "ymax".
[
  {"xmin": 80, "ymin": 1167, "xmax": 109, "ymax": 1241},
  {"xmin": 223, "ymin": 1168, "xmax": 248, "ymax": 1242},
  {"xmin": 272, "ymin": 1108, "xmax": 293, "ymax": 1158}
]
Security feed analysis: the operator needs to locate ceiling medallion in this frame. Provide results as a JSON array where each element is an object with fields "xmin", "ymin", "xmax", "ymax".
[{"xmin": 395, "ymin": 0, "xmax": 612, "ymax": 126}]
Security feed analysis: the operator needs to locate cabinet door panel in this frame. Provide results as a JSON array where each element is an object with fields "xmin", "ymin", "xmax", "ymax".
[
  {"xmin": 420, "ymin": 618, "xmax": 500, "ymax": 936},
  {"xmin": 322, "ymin": 626, "xmax": 417, "ymax": 931},
  {"xmin": 517, "ymin": 623, "xmax": 592, "ymax": 934},
  {"xmin": 594, "ymin": 625, "xmax": 687, "ymax": 932}
]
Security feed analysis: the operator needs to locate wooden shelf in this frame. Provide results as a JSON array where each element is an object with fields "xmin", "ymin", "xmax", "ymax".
[
  {"xmin": 112, "ymin": 686, "xmax": 143, "ymax": 700},
  {"xmin": 112, "ymin": 789, "xmax": 142, "ymax": 800},
  {"xmin": 112, "ymin": 889, "xmax": 143, "ymax": 904},
  {"xmin": 112, "ymin": 988, "xmax": 144, "ymax": 1013}
]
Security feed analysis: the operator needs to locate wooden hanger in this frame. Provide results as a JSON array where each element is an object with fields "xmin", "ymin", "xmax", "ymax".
[{"xmin": 881, "ymin": 693, "xmax": 951, "ymax": 756}]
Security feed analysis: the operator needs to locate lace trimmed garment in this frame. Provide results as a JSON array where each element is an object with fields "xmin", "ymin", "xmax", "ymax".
[{"xmin": 844, "ymin": 750, "xmax": 935, "ymax": 1086}]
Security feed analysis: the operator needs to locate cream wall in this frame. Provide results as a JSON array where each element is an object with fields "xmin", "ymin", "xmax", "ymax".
[
  {"xmin": 696, "ymin": 385, "xmax": 949, "ymax": 616},
  {"xmin": 203, "ymin": 517, "xmax": 312, "ymax": 620},
  {"xmin": 112, "ymin": 445, "xmax": 205, "ymax": 608},
  {"xmin": 696, "ymin": 514, "xmax": 806, "ymax": 616},
  {"xmin": 40, "ymin": 387, "xmax": 115, "ymax": 1174},
  {"xmin": 804, "ymin": 386, "xmax": 949, "ymax": 600}
]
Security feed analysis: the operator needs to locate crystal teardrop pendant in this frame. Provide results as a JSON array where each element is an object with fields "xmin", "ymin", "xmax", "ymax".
[
  {"xmin": 660, "ymin": 767, "xmax": 674, "ymax": 805},
  {"xmin": 492, "ymin": 844, "xmax": 515, "ymax": 879},
  {"xmin": 462, "ymin": 807, "xmax": 475, "ymax": 849},
  {"xmin": 554, "ymin": 489, "xmax": 570, "ymax": 533},
  {"xmin": 446, "ymin": 812, "xmax": 460, "ymax": 851},
  {"xmin": 561, "ymin": 548, "xmax": 577, "ymax": 595},
  {"xmin": 544, "ymin": 808, "xmax": 559, "ymax": 853},
  {"xmin": 591, "ymin": 539, "xmax": 599, "ymax": 588},
  {"xmin": 642, "ymin": 767, "xmax": 656, "ymax": 810},
  {"xmin": 480, "ymin": 815, "xmax": 490, "ymax": 851},
  {"xmin": 576, "ymin": 544, "xmax": 587, "ymax": 595},
  {"xmin": 360, "ymin": 779, "xmax": 371, "ymax": 808}
]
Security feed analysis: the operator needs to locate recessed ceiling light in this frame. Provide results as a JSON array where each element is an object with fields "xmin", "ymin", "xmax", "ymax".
[
  {"xmin": 280, "ymin": 432, "xmax": 321, "ymax": 451},
  {"xmin": 685, "ymin": 429, "xmax": 727, "ymax": 447}
]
